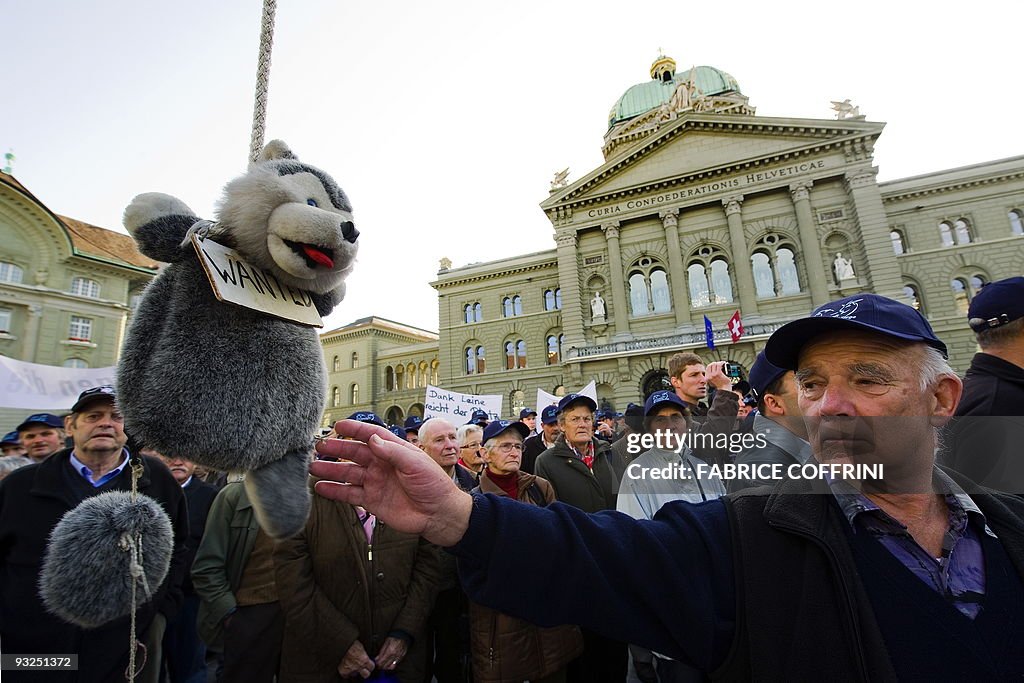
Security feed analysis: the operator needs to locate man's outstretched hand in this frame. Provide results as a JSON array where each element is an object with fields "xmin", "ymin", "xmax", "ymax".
[{"xmin": 310, "ymin": 420, "xmax": 473, "ymax": 547}]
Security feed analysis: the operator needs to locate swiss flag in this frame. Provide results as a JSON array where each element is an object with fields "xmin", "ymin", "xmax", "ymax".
[{"xmin": 728, "ymin": 310, "xmax": 744, "ymax": 343}]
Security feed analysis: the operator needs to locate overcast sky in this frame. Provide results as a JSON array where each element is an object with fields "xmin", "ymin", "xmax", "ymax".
[{"xmin": 5, "ymin": 0, "xmax": 1022, "ymax": 334}]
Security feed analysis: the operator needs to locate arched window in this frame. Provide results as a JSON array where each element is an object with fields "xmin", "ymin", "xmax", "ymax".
[
  {"xmin": 504, "ymin": 340, "xmax": 527, "ymax": 369},
  {"xmin": 464, "ymin": 305, "xmax": 473, "ymax": 324},
  {"xmin": 650, "ymin": 269, "xmax": 670, "ymax": 312},
  {"xmin": 502, "ymin": 295, "xmax": 523, "ymax": 317},
  {"xmin": 385, "ymin": 365, "xmax": 395, "ymax": 391},
  {"xmin": 513, "ymin": 296, "xmax": 522, "ymax": 316},
  {"xmin": 430, "ymin": 359, "xmax": 439, "ymax": 385},
  {"xmin": 890, "ymin": 230, "xmax": 906, "ymax": 255},
  {"xmin": 332, "ymin": 355, "xmax": 341, "ymax": 372},
  {"xmin": 517, "ymin": 340, "xmax": 527, "ymax": 368},
  {"xmin": 553, "ymin": 385, "xmax": 566, "ymax": 397},
  {"xmin": 687, "ymin": 263, "xmax": 710, "ymax": 307},
  {"xmin": 0, "ymin": 262, "xmax": 23, "ymax": 284},
  {"xmin": 396, "ymin": 364, "xmax": 405, "ymax": 388},
  {"xmin": 63, "ymin": 358, "xmax": 88, "ymax": 369},
  {"xmin": 1010, "ymin": 209, "xmax": 1024, "ymax": 236},
  {"xmin": 406, "ymin": 363, "xmax": 416, "ymax": 389},
  {"xmin": 629, "ymin": 272, "xmax": 649, "ymax": 315},
  {"xmin": 903, "ymin": 283, "xmax": 923, "ymax": 313},
  {"xmin": 351, "ymin": 352, "xmax": 359, "ymax": 369},
  {"xmin": 939, "ymin": 221, "xmax": 955, "ymax": 247},
  {"xmin": 751, "ymin": 252, "xmax": 774, "ymax": 297},
  {"xmin": 475, "ymin": 346, "xmax": 485, "ymax": 374},
  {"xmin": 331, "ymin": 387, "xmax": 341, "ymax": 408},
  {"xmin": 474, "ymin": 303, "xmax": 482, "ymax": 322},
  {"xmin": 954, "ymin": 219, "xmax": 972, "ymax": 245},
  {"xmin": 503, "ymin": 297, "xmax": 513, "ymax": 317},
  {"xmin": 70, "ymin": 277, "xmax": 100, "ymax": 298},
  {"xmin": 776, "ymin": 248, "xmax": 800, "ymax": 295},
  {"xmin": 951, "ymin": 278, "xmax": 970, "ymax": 314},
  {"xmin": 546, "ymin": 333, "xmax": 565, "ymax": 365},
  {"xmin": 969, "ymin": 274, "xmax": 986, "ymax": 298},
  {"xmin": 555, "ymin": 288, "xmax": 562, "ymax": 309},
  {"xmin": 419, "ymin": 362, "xmax": 428, "ymax": 388},
  {"xmin": 466, "ymin": 346, "xmax": 485, "ymax": 375},
  {"xmin": 350, "ymin": 383, "xmax": 359, "ymax": 405},
  {"xmin": 544, "ymin": 288, "xmax": 562, "ymax": 311},
  {"xmin": 708, "ymin": 260, "xmax": 733, "ymax": 304}
]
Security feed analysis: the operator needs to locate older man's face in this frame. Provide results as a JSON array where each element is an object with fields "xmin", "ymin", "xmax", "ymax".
[
  {"xmin": 19, "ymin": 424, "xmax": 65, "ymax": 461},
  {"xmin": 795, "ymin": 330, "xmax": 958, "ymax": 477},
  {"xmin": 64, "ymin": 401, "xmax": 127, "ymax": 460},
  {"xmin": 419, "ymin": 420, "xmax": 459, "ymax": 471}
]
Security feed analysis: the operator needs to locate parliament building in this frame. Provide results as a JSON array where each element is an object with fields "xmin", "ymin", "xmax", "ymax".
[{"xmin": 322, "ymin": 54, "xmax": 1024, "ymax": 426}]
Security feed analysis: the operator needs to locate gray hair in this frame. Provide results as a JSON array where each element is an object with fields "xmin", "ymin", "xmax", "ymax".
[
  {"xmin": 456, "ymin": 423, "xmax": 482, "ymax": 446},
  {"xmin": 917, "ymin": 345, "xmax": 957, "ymax": 392},
  {"xmin": 0, "ymin": 456, "xmax": 32, "ymax": 479}
]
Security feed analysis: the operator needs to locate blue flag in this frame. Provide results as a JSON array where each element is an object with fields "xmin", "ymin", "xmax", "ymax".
[{"xmin": 704, "ymin": 315, "xmax": 715, "ymax": 349}]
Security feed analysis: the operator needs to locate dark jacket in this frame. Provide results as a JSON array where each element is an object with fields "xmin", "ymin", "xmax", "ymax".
[
  {"xmin": 452, "ymin": 471, "xmax": 1024, "ymax": 681},
  {"xmin": 944, "ymin": 352, "xmax": 1024, "ymax": 494},
  {"xmin": 0, "ymin": 449, "xmax": 188, "ymax": 683},
  {"xmin": 191, "ymin": 481, "xmax": 260, "ymax": 649},
  {"xmin": 181, "ymin": 475, "xmax": 218, "ymax": 594},
  {"xmin": 468, "ymin": 471, "xmax": 583, "ymax": 682},
  {"xmin": 534, "ymin": 435, "xmax": 618, "ymax": 513},
  {"xmin": 521, "ymin": 432, "xmax": 556, "ymax": 475},
  {"xmin": 274, "ymin": 477, "xmax": 442, "ymax": 683}
]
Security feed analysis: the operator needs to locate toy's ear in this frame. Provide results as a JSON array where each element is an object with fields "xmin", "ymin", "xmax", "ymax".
[{"xmin": 260, "ymin": 139, "xmax": 297, "ymax": 162}]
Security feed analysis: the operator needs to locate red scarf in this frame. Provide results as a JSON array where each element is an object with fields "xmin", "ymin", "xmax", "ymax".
[
  {"xmin": 486, "ymin": 469, "xmax": 519, "ymax": 499},
  {"xmin": 571, "ymin": 441, "xmax": 595, "ymax": 470}
]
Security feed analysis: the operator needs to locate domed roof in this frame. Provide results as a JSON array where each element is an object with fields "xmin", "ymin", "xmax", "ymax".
[{"xmin": 608, "ymin": 58, "xmax": 742, "ymax": 129}]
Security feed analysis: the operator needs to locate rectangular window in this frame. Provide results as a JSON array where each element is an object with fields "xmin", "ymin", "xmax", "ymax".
[
  {"xmin": 0, "ymin": 308, "xmax": 11, "ymax": 333},
  {"xmin": 71, "ymin": 277, "xmax": 101, "ymax": 298},
  {"xmin": 69, "ymin": 315, "xmax": 92, "ymax": 341}
]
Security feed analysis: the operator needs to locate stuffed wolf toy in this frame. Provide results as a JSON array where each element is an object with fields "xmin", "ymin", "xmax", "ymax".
[{"xmin": 117, "ymin": 140, "xmax": 358, "ymax": 539}]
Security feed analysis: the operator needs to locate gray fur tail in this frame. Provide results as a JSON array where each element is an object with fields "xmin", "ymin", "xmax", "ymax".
[
  {"xmin": 39, "ymin": 492, "xmax": 173, "ymax": 628},
  {"xmin": 244, "ymin": 447, "xmax": 313, "ymax": 539}
]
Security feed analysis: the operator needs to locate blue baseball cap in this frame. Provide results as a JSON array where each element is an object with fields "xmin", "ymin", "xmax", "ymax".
[
  {"xmin": 70, "ymin": 385, "xmax": 117, "ymax": 413},
  {"xmin": 643, "ymin": 390, "xmax": 689, "ymax": 416},
  {"xmin": 16, "ymin": 413, "xmax": 64, "ymax": 432},
  {"xmin": 466, "ymin": 408, "xmax": 490, "ymax": 425},
  {"xmin": 540, "ymin": 405, "xmax": 559, "ymax": 425},
  {"xmin": 556, "ymin": 393, "xmax": 597, "ymax": 415},
  {"xmin": 519, "ymin": 407, "xmax": 537, "ymax": 419},
  {"xmin": 388, "ymin": 425, "xmax": 408, "ymax": 440},
  {"xmin": 764, "ymin": 294, "xmax": 948, "ymax": 370},
  {"xmin": 348, "ymin": 411, "xmax": 386, "ymax": 428},
  {"xmin": 748, "ymin": 351, "xmax": 788, "ymax": 399},
  {"xmin": 482, "ymin": 419, "xmax": 530, "ymax": 443},
  {"xmin": 968, "ymin": 277, "xmax": 1024, "ymax": 332},
  {"xmin": 403, "ymin": 415, "xmax": 424, "ymax": 432},
  {"xmin": 2, "ymin": 431, "xmax": 20, "ymax": 445}
]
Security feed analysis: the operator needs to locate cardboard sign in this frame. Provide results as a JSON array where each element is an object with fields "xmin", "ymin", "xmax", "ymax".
[
  {"xmin": 424, "ymin": 385, "xmax": 503, "ymax": 422},
  {"xmin": 192, "ymin": 235, "xmax": 323, "ymax": 328}
]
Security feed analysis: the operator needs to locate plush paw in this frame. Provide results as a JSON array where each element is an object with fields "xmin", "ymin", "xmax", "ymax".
[
  {"xmin": 123, "ymin": 192, "xmax": 196, "ymax": 236},
  {"xmin": 244, "ymin": 448, "xmax": 313, "ymax": 538}
]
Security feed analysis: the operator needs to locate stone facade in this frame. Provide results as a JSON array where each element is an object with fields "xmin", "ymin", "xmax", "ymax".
[
  {"xmin": 326, "ymin": 60, "xmax": 1024, "ymax": 421},
  {"xmin": 0, "ymin": 172, "xmax": 159, "ymax": 427}
]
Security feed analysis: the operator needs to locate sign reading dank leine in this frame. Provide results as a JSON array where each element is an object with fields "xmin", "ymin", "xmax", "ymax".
[{"xmin": 584, "ymin": 159, "xmax": 828, "ymax": 219}]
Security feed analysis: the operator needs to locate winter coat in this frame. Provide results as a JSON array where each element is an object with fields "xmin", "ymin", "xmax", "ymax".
[
  {"xmin": 468, "ymin": 470, "xmax": 583, "ymax": 682},
  {"xmin": 534, "ymin": 436, "xmax": 618, "ymax": 513},
  {"xmin": 274, "ymin": 477, "xmax": 443, "ymax": 682},
  {"xmin": 0, "ymin": 449, "xmax": 188, "ymax": 682}
]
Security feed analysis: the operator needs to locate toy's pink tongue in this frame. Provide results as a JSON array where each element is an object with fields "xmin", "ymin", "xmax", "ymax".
[{"xmin": 302, "ymin": 245, "xmax": 334, "ymax": 268}]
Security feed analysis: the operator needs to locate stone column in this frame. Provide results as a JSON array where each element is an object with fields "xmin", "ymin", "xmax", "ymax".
[
  {"xmin": 790, "ymin": 181, "xmax": 829, "ymax": 305},
  {"xmin": 845, "ymin": 167, "xmax": 904, "ymax": 298},
  {"xmin": 602, "ymin": 221, "xmax": 633, "ymax": 341},
  {"xmin": 660, "ymin": 209, "xmax": 690, "ymax": 327},
  {"xmin": 22, "ymin": 304, "xmax": 43, "ymax": 362},
  {"xmin": 722, "ymin": 196, "xmax": 758, "ymax": 314},
  {"xmin": 554, "ymin": 229, "xmax": 586, "ymax": 349}
]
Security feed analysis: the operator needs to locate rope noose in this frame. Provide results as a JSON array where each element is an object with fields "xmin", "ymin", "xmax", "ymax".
[
  {"xmin": 125, "ymin": 456, "xmax": 147, "ymax": 681},
  {"xmin": 249, "ymin": 0, "xmax": 278, "ymax": 164}
]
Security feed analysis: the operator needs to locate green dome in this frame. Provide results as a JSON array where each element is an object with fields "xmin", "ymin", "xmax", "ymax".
[{"xmin": 608, "ymin": 64, "xmax": 742, "ymax": 129}]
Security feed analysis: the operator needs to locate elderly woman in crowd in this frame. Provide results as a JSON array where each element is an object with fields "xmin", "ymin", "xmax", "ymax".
[
  {"xmin": 456, "ymin": 423, "xmax": 486, "ymax": 479},
  {"xmin": 468, "ymin": 420, "xmax": 583, "ymax": 683}
]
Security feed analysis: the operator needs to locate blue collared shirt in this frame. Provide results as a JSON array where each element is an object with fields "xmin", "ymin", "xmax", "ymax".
[
  {"xmin": 829, "ymin": 467, "xmax": 995, "ymax": 619},
  {"xmin": 69, "ymin": 449, "xmax": 130, "ymax": 488}
]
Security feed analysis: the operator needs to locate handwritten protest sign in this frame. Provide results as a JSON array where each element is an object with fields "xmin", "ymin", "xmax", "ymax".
[{"xmin": 424, "ymin": 385, "xmax": 503, "ymax": 422}]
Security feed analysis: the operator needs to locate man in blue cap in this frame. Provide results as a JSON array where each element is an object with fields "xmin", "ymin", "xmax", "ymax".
[
  {"xmin": 15, "ymin": 413, "xmax": 65, "ymax": 463},
  {"xmin": 404, "ymin": 415, "xmax": 424, "ymax": 446},
  {"xmin": 521, "ymin": 405, "xmax": 560, "ymax": 474},
  {"xmin": 466, "ymin": 408, "xmax": 489, "ymax": 429},
  {"xmin": 1, "ymin": 431, "xmax": 27, "ymax": 458},
  {"xmin": 943, "ymin": 276, "xmax": 1024, "ymax": 494},
  {"xmin": 518, "ymin": 407, "xmax": 537, "ymax": 432},
  {"xmin": 728, "ymin": 351, "xmax": 812, "ymax": 493},
  {"xmin": 311, "ymin": 293, "xmax": 1024, "ymax": 681}
]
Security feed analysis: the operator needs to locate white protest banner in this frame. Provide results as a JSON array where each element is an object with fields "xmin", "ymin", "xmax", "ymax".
[
  {"xmin": 424, "ymin": 385, "xmax": 503, "ymax": 422},
  {"xmin": 0, "ymin": 356, "xmax": 117, "ymax": 410},
  {"xmin": 534, "ymin": 380, "xmax": 598, "ymax": 433}
]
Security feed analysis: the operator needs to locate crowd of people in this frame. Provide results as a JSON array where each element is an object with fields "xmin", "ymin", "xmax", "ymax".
[{"xmin": 0, "ymin": 277, "xmax": 1022, "ymax": 682}]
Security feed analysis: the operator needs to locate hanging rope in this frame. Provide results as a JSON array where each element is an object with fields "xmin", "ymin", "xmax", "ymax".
[
  {"xmin": 124, "ymin": 456, "xmax": 147, "ymax": 681},
  {"xmin": 249, "ymin": 0, "xmax": 278, "ymax": 163}
]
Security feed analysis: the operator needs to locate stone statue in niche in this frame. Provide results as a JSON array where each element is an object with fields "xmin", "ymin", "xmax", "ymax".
[
  {"xmin": 833, "ymin": 252, "xmax": 856, "ymax": 282},
  {"xmin": 591, "ymin": 291, "xmax": 606, "ymax": 321}
]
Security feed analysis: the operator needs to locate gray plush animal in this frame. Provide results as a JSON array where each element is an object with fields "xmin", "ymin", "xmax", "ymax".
[{"xmin": 117, "ymin": 141, "xmax": 358, "ymax": 538}]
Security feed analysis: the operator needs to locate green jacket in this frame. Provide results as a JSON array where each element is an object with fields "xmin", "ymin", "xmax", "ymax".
[{"xmin": 190, "ymin": 482, "xmax": 260, "ymax": 649}]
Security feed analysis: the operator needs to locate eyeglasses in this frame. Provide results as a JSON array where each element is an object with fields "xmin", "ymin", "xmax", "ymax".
[
  {"xmin": 563, "ymin": 415, "xmax": 593, "ymax": 426},
  {"xmin": 492, "ymin": 442, "xmax": 523, "ymax": 454},
  {"xmin": 460, "ymin": 442, "xmax": 482, "ymax": 450}
]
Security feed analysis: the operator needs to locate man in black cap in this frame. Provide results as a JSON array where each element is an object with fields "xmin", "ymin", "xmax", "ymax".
[
  {"xmin": 518, "ymin": 407, "xmax": 537, "ymax": 432},
  {"xmin": 15, "ymin": 412, "xmax": 66, "ymax": 463},
  {"xmin": 466, "ymin": 408, "xmax": 489, "ymax": 429},
  {"xmin": 311, "ymin": 293, "xmax": 1024, "ymax": 681},
  {"xmin": 943, "ymin": 276, "xmax": 1024, "ymax": 494},
  {"xmin": 728, "ymin": 351, "xmax": 812, "ymax": 493},
  {"xmin": 404, "ymin": 415, "xmax": 424, "ymax": 446},
  {"xmin": 0, "ymin": 385, "xmax": 189, "ymax": 682},
  {"xmin": 521, "ymin": 405, "xmax": 560, "ymax": 474}
]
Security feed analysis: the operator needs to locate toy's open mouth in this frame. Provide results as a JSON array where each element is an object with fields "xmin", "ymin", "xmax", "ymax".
[{"xmin": 283, "ymin": 239, "xmax": 335, "ymax": 269}]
